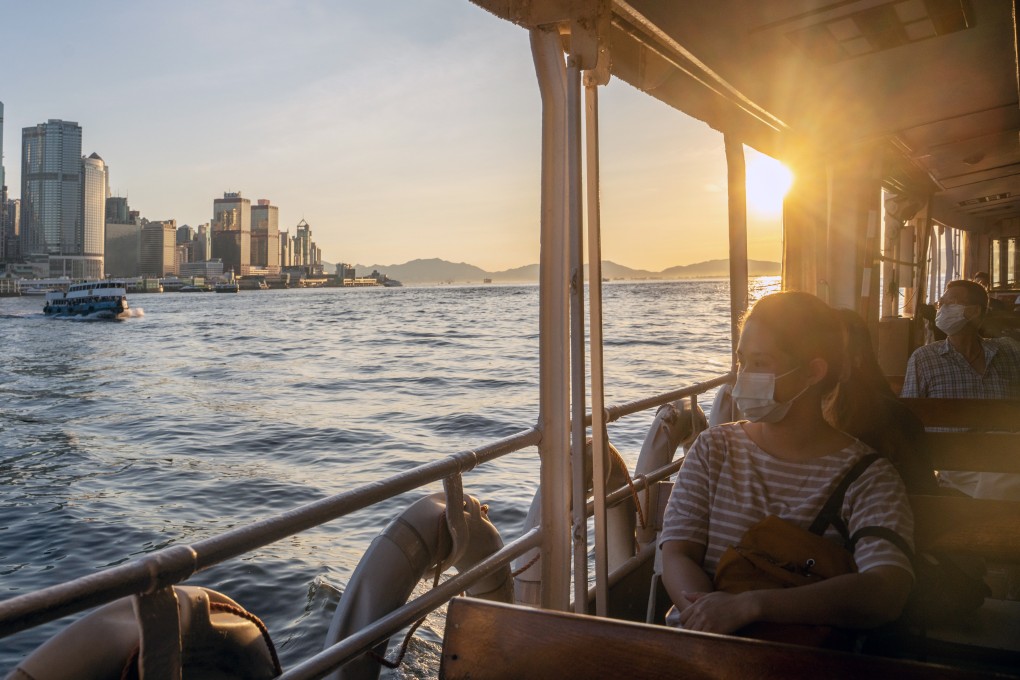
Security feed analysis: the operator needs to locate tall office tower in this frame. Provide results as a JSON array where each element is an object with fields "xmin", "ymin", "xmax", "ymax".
[
  {"xmin": 106, "ymin": 196, "xmax": 130, "ymax": 224},
  {"xmin": 0, "ymin": 186, "xmax": 6, "ymax": 262},
  {"xmin": 3, "ymin": 198, "xmax": 21, "ymax": 262},
  {"xmin": 176, "ymin": 224, "xmax": 195, "ymax": 245},
  {"xmin": 293, "ymin": 219, "xmax": 312, "ymax": 266},
  {"xmin": 211, "ymin": 192, "xmax": 251, "ymax": 276},
  {"xmin": 1, "ymin": 102, "xmax": 6, "ymax": 252},
  {"xmin": 77, "ymin": 153, "xmax": 107, "ymax": 278},
  {"xmin": 105, "ymin": 197, "xmax": 140, "ymax": 277},
  {"xmin": 279, "ymin": 228, "xmax": 291, "ymax": 267},
  {"xmin": 195, "ymin": 223, "xmax": 211, "ymax": 261},
  {"xmin": 140, "ymin": 220, "xmax": 177, "ymax": 277},
  {"xmin": 250, "ymin": 199, "xmax": 280, "ymax": 273},
  {"xmin": 21, "ymin": 120, "xmax": 83, "ymax": 261},
  {"xmin": 1, "ymin": 101, "xmax": 6, "ymax": 193}
]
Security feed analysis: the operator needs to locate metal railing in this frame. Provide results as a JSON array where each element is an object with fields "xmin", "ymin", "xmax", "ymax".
[{"xmin": 0, "ymin": 375, "xmax": 729, "ymax": 679}]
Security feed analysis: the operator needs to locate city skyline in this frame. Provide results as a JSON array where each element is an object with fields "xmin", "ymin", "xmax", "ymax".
[{"xmin": 0, "ymin": 1, "xmax": 786, "ymax": 272}]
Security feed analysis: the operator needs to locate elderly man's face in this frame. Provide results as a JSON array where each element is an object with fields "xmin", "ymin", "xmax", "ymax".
[{"xmin": 937, "ymin": 287, "xmax": 981, "ymax": 309}]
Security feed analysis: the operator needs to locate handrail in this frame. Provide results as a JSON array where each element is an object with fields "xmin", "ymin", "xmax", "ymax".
[
  {"xmin": 0, "ymin": 426, "xmax": 541, "ymax": 637},
  {"xmin": 280, "ymin": 528, "xmax": 542, "ymax": 680},
  {"xmin": 0, "ymin": 374, "xmax": 730, "ymax": 674},
  {"xmin": 603, "ymin": 373, "xmax": 733, "ymax": 423}
]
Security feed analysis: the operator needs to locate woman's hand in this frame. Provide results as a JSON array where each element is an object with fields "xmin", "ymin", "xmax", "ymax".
[{"xmin": 678, "ymin": 590, "xmax": 760, "ymax": 634}]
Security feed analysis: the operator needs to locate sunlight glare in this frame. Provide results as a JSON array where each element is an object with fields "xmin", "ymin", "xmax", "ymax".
[{"xmin": 745, "ymin": 152, "xmax": 794, "ymax": 216}]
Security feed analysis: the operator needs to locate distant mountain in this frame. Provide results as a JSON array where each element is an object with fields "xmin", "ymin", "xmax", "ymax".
[
  {"xmin": 354, "ymin": 258, "xmax": 489, "ymax": 283},
  {"xmin": 661, "ymin": 259, "xmax": 781, "ymax": 278},
  {"xmin": 342, "ymin": 258, "xmax": 780, "ymax": 284}
]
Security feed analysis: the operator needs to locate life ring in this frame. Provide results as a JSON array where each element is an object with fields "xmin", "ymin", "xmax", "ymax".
[
  {"xmin": 324, "ymin": 491, "xmax": 511, "ymax": 680},
  {"xmin": 8, "ymin": 585, "xmax": 280, "ymax": 680},
  {"xmin": 708, "ymin": 383, "xmax": 740, "ymax": 427},
  {"xmin": 634, "ymin": 397, "xmax": 707, "ymax": 546},
  {"xmin": 512, "ymin": 439, "xmax": 637, "ymax": 607}
]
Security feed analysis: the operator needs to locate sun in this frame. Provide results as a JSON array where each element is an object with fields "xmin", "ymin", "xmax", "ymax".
[{"xmin": 745, "ymin": 151, "xmax": 794, "ymax": 216}]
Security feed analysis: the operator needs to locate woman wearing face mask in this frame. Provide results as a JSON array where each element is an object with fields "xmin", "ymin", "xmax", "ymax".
[{"xmin": 659, "ymin": 292, "xmax": 914, "ymax": 637}]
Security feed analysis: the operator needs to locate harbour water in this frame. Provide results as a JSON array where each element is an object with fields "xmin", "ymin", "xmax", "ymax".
[{"xmin": 0, "ymin": 278, "xmax": 778, "ymax": 673}]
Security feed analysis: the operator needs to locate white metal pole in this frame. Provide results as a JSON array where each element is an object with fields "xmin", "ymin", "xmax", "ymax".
[
  {"xmin": 531, "ymin": 27, "xmax": 572, "ymax": 612},
  {"xmin": 566, "ymin": 55, "xmax": 588, "ymax": 614},
  {"xmin": 585, "ymin": 76, "xmax": 609, "ymax": 617},
  {"xmin": 724, "ymin": 136, "xmax": 749, "ymax": 365}
]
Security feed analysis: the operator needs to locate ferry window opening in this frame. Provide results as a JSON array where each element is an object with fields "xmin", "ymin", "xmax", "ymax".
[
  {"xmin": 991, "ymin": 239, "xmax": 1001, "ymax": 287},
  {"xmin": 1008, "ymin": 238, "xmax": 1016, "ymax": 286}
]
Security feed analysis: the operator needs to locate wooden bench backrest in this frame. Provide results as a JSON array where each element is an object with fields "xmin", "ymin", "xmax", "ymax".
[
  {"xmin": 910, "ymin": 495, "xmax": 1020, "ymax": 560},
  {"xmin": 899, "ymin": 398, "xmax": 1020, "ymax": 431},
  {"xmin": 439, "ymin": 597, "xmax": 1001, "ymax": 679}
]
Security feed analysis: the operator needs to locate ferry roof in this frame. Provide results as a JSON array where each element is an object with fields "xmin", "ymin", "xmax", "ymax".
[{"xmin": 471, "ymin": 0, "xmax": 1019, "ymax": 231}]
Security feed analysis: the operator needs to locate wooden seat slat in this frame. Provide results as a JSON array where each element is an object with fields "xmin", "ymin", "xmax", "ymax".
[
  {"xmin": 899, "ymin": 399, "xmax": 1020, "ymax": 431},
  {"xmin": 439, "ymin": 598, "xmax": 1004, "ymax": 679},
  {"xmin": 910, "ymin": 495, "xmax": 1020, "ymax": 562},
  {"xmin": 922, "ymin": 433, "xmax": 1020, "ymax": 472}
]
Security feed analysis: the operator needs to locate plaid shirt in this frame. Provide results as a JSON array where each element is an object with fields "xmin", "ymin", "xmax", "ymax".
[{"xmin": 901, "ymin": 338, "xmax": 1020, "ymax": 399}]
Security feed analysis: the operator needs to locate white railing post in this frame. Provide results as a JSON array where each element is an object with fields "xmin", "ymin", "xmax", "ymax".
[
  {"xmin": 724, "ymin": 135, "xmax": 748, "ymax": 365},
  {"xmin": 585, "ymin": 75, "xmax": 609, "ymax": 617},
  {"xmin": 531, "ymin": 26, "xmax": 572, "ymax": 613},
  {"xmin": 566, "ymin": 53, "xmax": 589, "ymax": 615}
]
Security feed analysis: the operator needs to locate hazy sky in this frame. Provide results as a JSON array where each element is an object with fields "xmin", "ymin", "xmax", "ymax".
[{"xmin": 0, "ymin": 1, "xmax": 784, "ymax": 271}]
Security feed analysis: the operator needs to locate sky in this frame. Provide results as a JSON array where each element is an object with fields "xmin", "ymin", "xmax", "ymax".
[{"xmin": 0, "ymin": 0, "xmax": 785, "ymax": 271}]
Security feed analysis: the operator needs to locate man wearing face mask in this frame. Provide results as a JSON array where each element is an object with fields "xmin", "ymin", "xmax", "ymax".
[{"xmin": 901, "ymin": 279, "xmax": 1020, "ymax": 499}]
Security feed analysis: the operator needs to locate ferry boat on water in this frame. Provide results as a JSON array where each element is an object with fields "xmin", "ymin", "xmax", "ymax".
[
  {"xmin": 42, "ymin": 280, "xmax": 130, "ymax": 319},
  {"xmin": 214, "ymin": 280, "xmax": 240, "ymax": 293},
  {"xmin": 3, "ymin": 2, "xmax": 1019, "ymax": 678}
]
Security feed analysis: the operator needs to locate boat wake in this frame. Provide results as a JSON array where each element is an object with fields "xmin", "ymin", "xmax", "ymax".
[{"xmin": 50, "ymin": 307, "xmax": 145, "ymax": 321}]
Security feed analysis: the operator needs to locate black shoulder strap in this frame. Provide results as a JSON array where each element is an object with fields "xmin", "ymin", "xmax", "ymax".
[
  {"xmin": 849, "ymin": 526, "xmax": 914, "ymax": 561},
  {"xmin": 808, "ymin": 453, "xmax": 881, "ymax": 539}
]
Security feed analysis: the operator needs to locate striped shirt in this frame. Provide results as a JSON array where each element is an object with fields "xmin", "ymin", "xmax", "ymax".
[{"xmin": 659, "ymin": 423, "xmax": 914, "ymax": 577}]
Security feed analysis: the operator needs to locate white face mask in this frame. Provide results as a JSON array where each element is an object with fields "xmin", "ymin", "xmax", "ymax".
[
  {"xmin": 732, "ymin": 367, "xmax": 809, "ymax": 423},
  {"xmin": 935, "ymin": 303, "xmax": 974, "ymax": 336}
]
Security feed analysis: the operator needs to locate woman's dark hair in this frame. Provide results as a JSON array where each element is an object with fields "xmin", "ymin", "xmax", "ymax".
[
  {"xmin": 741, "ymin": 291, "xmax": 844, "ymax": 394},
  {"xmin": 824, "ymin": 308, "xmax": 936, "ymax": 492}
]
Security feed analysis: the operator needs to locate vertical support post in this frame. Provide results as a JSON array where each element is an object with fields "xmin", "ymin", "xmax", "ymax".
[
  {"xmin": 584, "ymin": 76, "xmax": 609, "ymax": 617},
  {"xmin": 724, "ymin": 136, "xmax": 748, "ymax": 367},
  {"xmin": 566, "ymin": 55, "xmax": 588, "ymax": 615},
  {"xmin": 531, "ymin": 27, "xmax": 572, "ymax": 612}
]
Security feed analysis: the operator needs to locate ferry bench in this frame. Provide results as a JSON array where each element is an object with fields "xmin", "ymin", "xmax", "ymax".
[
  {"xmin": 441, "ymin": 399, "xmax": 1020, "ymax": 678},
  {"xmin": 872, "ymin": 399, "xmax": 1020, "ymax": 671}
]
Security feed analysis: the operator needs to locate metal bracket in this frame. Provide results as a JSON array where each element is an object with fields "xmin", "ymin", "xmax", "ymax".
[
  {"xmin": 133, "ymin": 587, "xmax": 182, "ymax": 680},
  {"xmin": 443, "ymin": 474, "xmax": 469, "ymax": 570},
  {"xmin": 471, "ymin": 0, "xmax": 610, "ymax": 74}
]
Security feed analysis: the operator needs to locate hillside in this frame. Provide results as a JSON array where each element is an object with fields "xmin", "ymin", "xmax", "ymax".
[{"xmin": 332, "ymin": 258, "xmax": 780, "ymax": 284}]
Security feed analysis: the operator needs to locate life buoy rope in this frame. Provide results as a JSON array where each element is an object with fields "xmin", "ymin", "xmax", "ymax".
[
  {"xmin": 209, "ymin": 601, "xmax": 283, "ymax": 675},
  {"xmin": 366, "ymin": 513, "xmax": 445, "ymax": 670}
]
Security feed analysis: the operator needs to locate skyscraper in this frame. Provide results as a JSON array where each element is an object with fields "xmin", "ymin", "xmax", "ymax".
[
  {"xmin": 211, "ymin": 192, "xmax": 251, "ymax": 276},
  {"xmin": 21, "ymin": 120, "xmax": 83, "ymax": 260},
  {"xmin": 77, "ymin": 152, "xmax": 107, "ymax": 277},
  {"xmin": 140, "ymin": 220, "xmax": 177, "ymax": 277},
  {"xmin": 250, "ymin": 199, "xmax": 280, "ymax": 274},
  {"xmin": 1, "ymin": 102, "xmax": 8, "ymax": 262},
  {"xmin": 1, "ymin": 101, "xmax": 6, "ymax": 192},
  {"xmin": 2, "ymin": 198, "xmax": 20, "ymax": 262},
  {"xmin": 106, "ymin": 196, "xmax": 130, "ymax": 224}
]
